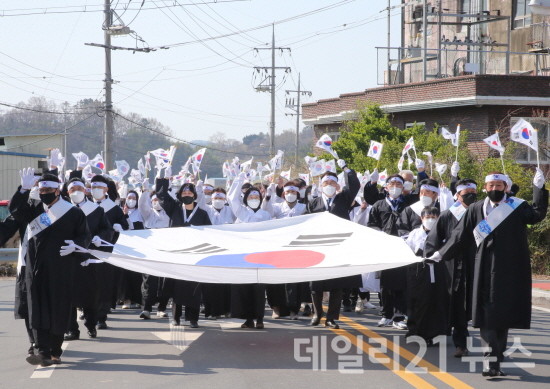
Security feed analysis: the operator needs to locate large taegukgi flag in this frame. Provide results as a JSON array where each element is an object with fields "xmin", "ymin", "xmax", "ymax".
[{"xmin": 89, "ymin": 213, "xmax": 420, "ymax": 284}]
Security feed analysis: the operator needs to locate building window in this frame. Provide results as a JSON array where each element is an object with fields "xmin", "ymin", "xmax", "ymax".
[
  {"xmin": 405, "ymin": 122, "xmax": 426, "ymax": 129},
  {"xmin": 513, "ymin": 117, "xmax": 549, "ymax": 164},
  {"xmin": 327, "ymin": 132, "xmax": 341, "ymax": 142},
  {"xmin": 513, "ymin": 0, "xmax": 532, "ymax": 29}
]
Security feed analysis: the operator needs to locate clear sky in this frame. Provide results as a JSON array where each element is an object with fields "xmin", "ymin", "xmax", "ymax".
[{"xmin": 0, "ymin": 0, "xmax": 401, "ymax": 142}]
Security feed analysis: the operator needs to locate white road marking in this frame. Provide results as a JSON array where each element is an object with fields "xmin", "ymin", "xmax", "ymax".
[
  {"xmin": 151, "ymin": 326, "xmax": 205, "ymax": 351},
  {"xmin": 532, "ymin": 305, "xmax": 550, "ymax": 313},
  {"xmin": 30, "ymin": 342, "xmax": 68, "ymax": 379}
]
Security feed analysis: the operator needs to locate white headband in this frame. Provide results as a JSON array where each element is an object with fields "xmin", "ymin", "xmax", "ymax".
[
  {"xmin": 321, "ymin": 176, "xmax": 338, "ymax": 184},
  {"xmin": 388, "ymin": 176, "xmax": 404, "ymax": 184},
  {"xmin": 38, "ymin": 181, "xmax": 59, "ymax": 189},
  {"xmin": 212, "ymin": 193, "xmax": 226, "ymax": 199},
  {"xmin": 284, "ymin": 185, "xmax": 299, "ymax": 192},
  {"xmin": 248, "ymin": 190, "xmax": 260, "ymax": 196},
  {"xmin": 204, "ymin": 184, "xmax": 214, "ymax": 190},
  {"xmin": 68, "ymin": 181, "xmax": 85, "ymax": 190},
  {"xmin": 485, "ymin": 174, "xmax": 508, "ymax": 183},
  {"xmin": 420, "ymin": 184, "xmax": 440, "ymax": 194},
  {"xmin": 151, "ymin": 195, "xmax": 158, "ymax": 201},
  {"xmin": 456, "ymin": 183, "xmax": 477, "ymax": 192},
  {"xmin": 91, "ymin": 182, "xmax": 108, "ymax": 188}
]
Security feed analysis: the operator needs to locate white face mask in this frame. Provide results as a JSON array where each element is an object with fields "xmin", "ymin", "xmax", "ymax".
[
  {"xmin": 126, "ymin": 199, "xmax": 137, "ymax": 208},
  {"xmin": 322, "ymin": 185, "xmax": 337, "ymax": 198},
  {"xmin": 422, "ymin": 218, "xmax": 437, "ymax": 231},
  {"xmin": 152, "ymin": 201, "xmax": 162, "ymax": 211},
  {"xmin": 299, "ymin": 188, "xmax": 306, "ymax": 197},
  {"xmin": 212, "ymin": 199, "xmax": 225, "ymax": 210},
  {"xmin": 70, "ymin": 191, "xmax": 85, "ymax": 204},
  {"xmin": 307, "ymin": 194, "xmax": 314, "ymax": 202},
  {"xmin": 388, "ymin": 187, "xmax": 402, "ymax": 199},
  {"xmin": 29, "ymin": 186, "xmax": 41, "ymax": 201},
  {"xmin": 285, "ymin": 193, "xmax": 297, "ymax": 203},
  {"xmin": 420, "ymin": 195, "xmax": 433, "ymax": 207},
  {"xmin": 92, "ymin": 188, "xmax": 105, "ymax": 201},
  {"xmin": 247, "ymin": 199, "xmax": 261, "ymax": 209},
  {"xmin": 204, "ymin": 195, "xmax": 212, "ymax": 204},
  {"xmin": 403, "ymin": 181, "xmax": 414, "ymax": 191}
]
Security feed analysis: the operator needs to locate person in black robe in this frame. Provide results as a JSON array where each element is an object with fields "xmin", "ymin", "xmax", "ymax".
[
  {"xmin": 404, "ymin": 206, "xmax": 447, "ymax": 345},
  {"xmin": 90, "ymin": 174, "xmax": 129, "ymax": 329},
  {"xmin": 64, "ymin": 178, "xmax": 114, "ymax": 340},
  {"xmin": 398, "ymin": 178, "xmax": 440, "ymax": 238},
  {"xmin": 156, "ymin": 178, "xmax": 211, "ymax": 328},
  {"xmin": 306, "ymin": 160, "xmax": 361, "ymax": 329},
  {"xmin": 425, "ymin": 178, "xmax": 478, "ymax": 358},
  {"xmin": 9, "ymin": 171, "xmax": 90, "ymax": 366},
  {"xmin": 367, "ymin": 174, "xmax": 411, "ymax": 328},
  {"xmin": 424, "ymin": 170, "xmax": 548, "ymax": 377}
]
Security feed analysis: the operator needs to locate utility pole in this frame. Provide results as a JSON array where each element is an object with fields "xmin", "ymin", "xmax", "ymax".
[
  {"xmin": 253, "ymin": 24, "xmax": 290, "ymax": 157},
  {"xmin": 285, "ymin": 73, "xmax": 311, "ymax": 167},
  {"xmin": 103, "ymin": 0, "xmax": 114, "ymax": 171}
]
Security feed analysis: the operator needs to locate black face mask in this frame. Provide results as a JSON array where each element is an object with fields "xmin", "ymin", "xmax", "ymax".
[
  {"xmin": 487, "ymin": 190, "xmax": 505, "ymax": 203},
  {"xmin": 181, "ymin": 196, "xmax": 194, "ymax": 205},
  {"xmin": 461, "ymin": 193, "xmax": 477, "ymax": 206},
  {"xmin": 39, "ymin": 192, "xmax": 58, "ymax": 206}
]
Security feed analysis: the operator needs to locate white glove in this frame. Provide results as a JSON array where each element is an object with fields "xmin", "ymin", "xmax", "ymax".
[
  {"xmin": 370, "ymin": 168, "xmax": 379, "ymax": 183},
  {"xmin": 76, "ymin": 152, "xmax": 89, "ymax": 169},
  {"xmin": 165, "ymin": 165, "xmax": 172, "ymax": 178},
  {"xmin": 451, "ymin": 161, "xmax": 460, "ymax": 177},
  {"xmin": 113, "ymin": 223, "xmax": 123, "ymax": 233},
  {"xmin": 196, "ymin": 180, "xmax": 204, "ymax": 193},
  {"xmin": 425, "ymin": 251, "xmax": 442, "ymax": 263},
  {"xmin": 415, "ymin": 159, "xmax": 425, "ymax": 170},
  {"xmin": 533, "ymin": 168, "xmax": 545, "ymax": 189},
  {"xmin": 80, "ymin": 260, "xmax": 90, "ymax": 267},
  {"xmin": 267, "ymin": 182, "xmax": 277, "ymax": 196},
  {"xmin": 91, "ymin": 235, "xmax": 102, "ymax": 248},
  {"xmin": 19, "ymin": 167, "xmax": 36, "ymax": 190},
  {"xmin": 337, "ymin": 159, "xmax": 347, "ymax": 169},
  {"xmin": 155, "ymin": 167, "xmax": 162, "ymax": 179},
  {"xmin": 50, "ymin": 148, "xmax": 63, "ymax": 168},
  {"xmin": 60, "ymin": 240, "xmax": 76, "ymax": 256}
]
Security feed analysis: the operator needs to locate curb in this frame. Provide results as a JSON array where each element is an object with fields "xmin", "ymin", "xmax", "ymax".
[{"xmin": 533, "ymin": 288, "xmax": 550, "ymax": 309}]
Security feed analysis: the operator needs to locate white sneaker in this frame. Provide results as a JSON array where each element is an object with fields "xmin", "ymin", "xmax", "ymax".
[
  {"xmin": 272, "ymin": 311, "xmax": 280, "ymax": 319},
  {"xmin": 156, "ymin": 311, "xmax": 168, "ymax": 318},
  {"xmin": 289, "ymin": 312, "xmax": 299, "ymax": 320},
  {"xmin": 364, "ymin": 302, "xmax": 377, "ymax": 309},
  {"xmin": 377, "ymin": 318, "xmax": 393, "ymax": 327},
  {"xmin": 393, "ymin": 321, "xmax": 408, "ymax": 330},
  {"xmin": 139, "ymin": 310, "xmax": 151, "ymax": 320},
  {"xmin": 355, "ymin": 299, "xmax": 364, "ymax": 313},
  {"xmin": 121, "ymin": 300, "xmax": 131, "ymax": 309}
]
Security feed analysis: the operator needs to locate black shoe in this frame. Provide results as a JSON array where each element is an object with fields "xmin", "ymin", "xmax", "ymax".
[
  {"xmin": 241, "ymin": 319, "xmax": 254, "ymax": 329},
  {"xmin": 482, "ymin": 368, "xmax": 506, "ymax": 377},
  {"xmin": 87, "ymin": 328, "xmax": 97, "ymax": 338},
  {"xmin": 302, "ymin": 304, "xmax": 312, "ymax": 317},
  {"xmin": 170, "ymin": 319, "xmax": 180, "ymax": 326},
  {"xmin": 343, "ymin": 305, "xmax": 352, "ymax": 312},
  {"xmin": 190, "ymin": 321, "xmax": 199, "ymax": 328},
  {"xmin": 325, "ymin": 320, "xmax": 340, "ymax": 329},
  {"xmin": 96, "ymin": 322, "xmax": 107, "ymax": 330},
  {"xmin": 310, "ymin": 316, "xmax": 321, "ymax": 326},
  {"xmin": 26, "ymin": 354, "xmax": 53, "ymax": 367},
  {"xmin": 51, "ymin": 356, "xmax": 62, "ymax": 365},
  {"xmin": 27, "ymin": 345, "xmax": 35, "ymax": 358},
  {"xmin": 64, "ymin": 331, "xmax": 80, "ymax": 341},
  {"xmin": 255, "ymin": 320, "xmax": 264, "ymax": 329}
]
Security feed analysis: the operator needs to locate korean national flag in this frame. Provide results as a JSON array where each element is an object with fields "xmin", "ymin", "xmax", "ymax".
[
  {"xmin": 367, "ymin": 140, "xmax": 383, "ymax": 161},
  {"xmin": 510, "ymin": 118, "xmax": 538, "ymax": 152}
]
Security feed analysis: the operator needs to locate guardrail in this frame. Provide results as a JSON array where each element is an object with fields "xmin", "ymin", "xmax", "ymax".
[{"xmin": 0, "ymin": 248, "xmax": 18, "ymax": 262}]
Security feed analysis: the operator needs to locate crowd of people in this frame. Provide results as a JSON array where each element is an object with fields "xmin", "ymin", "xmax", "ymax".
[{"xmin": 0, "ymin": 157, "xmax": 547, "ymax": 378}]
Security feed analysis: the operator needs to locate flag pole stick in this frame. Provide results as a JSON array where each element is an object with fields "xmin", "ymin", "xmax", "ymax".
[
  {"xmin": 536, "ymin": 149, "xmax": 541, "ymax": 169},
  {"xmin": 499, "ymin": 153, "xmax": 506, "ymax": 174}
]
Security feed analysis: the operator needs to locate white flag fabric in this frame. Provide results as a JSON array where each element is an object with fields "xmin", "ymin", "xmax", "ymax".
[
  {"xmin": 401, "ymin": 137, "xmax": 416, "ymax": 156},
  {"xmin": 89, "ymin": 213, "xmax": 420, "ymax": 284},
  {"xmin": 435, "ymin": 163, "xmax": 447, "ymax": 175},
  {"xmin": 137, "ymin": 158, "xmax": 146, "ymax": 176},
  {"xmin": 191, "ymin": 148, "xmax": 206, "ymax": 168},
  {"xmin": 115, "ymin": 160, "xmax": 130, "ymax": 178},
  {"xmin": 89, "ymin": 154, "xmax": 106, "ymax": 172},
  {"xmin": 315, "ymin": 134, "xmax": 339, "ymax": 159},
  {"xmin": 72, "ymin": 152, "xmax": 89, "ymax": 167},
  {"xmin": 510, "ymin": 118, "xmax": 538, "ymax": 152},
  {"xmin": 309, "ymin": 160, "xmax": 325, "ymax": 177},
  {"xmin": 483, "ymin": 133, "xmax": 505, "ymax": 155},
  {"xmin": 453, "ymin": 125, "xmax": 460, "ymax": 147},
  {"xmin": 324, "ymin": 159, "xmax": 337, "ymax": 173},
  {"xmin": 367, "ymin": 140, "xmax": 383, "ymax": 160},
  {"xmin": 269, "ymin": 150, "xmax": 284, "ymax": 171},
  {"xmin": 280, "ymin": 168, "xmax": 291, "ymax": 180},
  {"xmin": 397, "ymin": 155, "xmax": 405, "ymax": 171},
  {"xmin": 441, "ymin": 126, "xmax": 459, "ymax": 147},
  {"xmin": 299, "ymin": 173, "xmax": 310, "ymax": 186},
  {"xmin": 378, "ymin": 169, "xmax": 388, "ymax": 187},
  {"xmin": 240, "ymin": 157, "xmax": 254, "ymax": 172},
  {"xmin": 150, "ymin": 148, "xmax": 172, "ymax": 169}
]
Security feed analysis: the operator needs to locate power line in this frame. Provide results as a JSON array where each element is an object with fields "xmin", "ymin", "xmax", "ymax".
[
  {"xmin": 113, "ymin": 111, "xmax": 270, "ymax": 157},
  {"xmin": 0, "ymin": 101, "xmax": 101, "ymax": 115}
]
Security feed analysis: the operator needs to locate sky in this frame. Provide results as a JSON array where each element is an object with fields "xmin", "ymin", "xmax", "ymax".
[{"xmin": 0, "ymin": 0, "xmax": 402, "ymax": 142}]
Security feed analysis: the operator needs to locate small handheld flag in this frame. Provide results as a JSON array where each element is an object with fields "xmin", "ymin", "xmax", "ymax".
[
  {"xmin": 367, "ymin": 140, "xmax": 383, "ymax": 161},
  {"xmin": 315, "ymin": 134, "xmax": 339, "ymax": 159}
]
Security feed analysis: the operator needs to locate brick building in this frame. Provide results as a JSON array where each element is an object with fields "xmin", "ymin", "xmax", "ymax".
[{"xmin": 302, "ymin": 0, "xmax": 550, "ymax": 165}]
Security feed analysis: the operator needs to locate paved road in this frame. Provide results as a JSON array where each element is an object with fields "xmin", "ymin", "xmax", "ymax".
[{"xmin": 1, "ymin": 279, "xmax": 549, "ymax": 389}]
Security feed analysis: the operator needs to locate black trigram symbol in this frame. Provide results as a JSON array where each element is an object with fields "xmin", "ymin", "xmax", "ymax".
[
  {"xmin": 285, "ymin": 232, "xmax": 353, "ymax": 247},
  {"xmin": 161, "ymin": 243, "xmax": 227, "ymax": 254}
]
